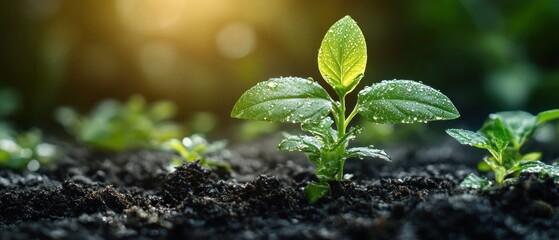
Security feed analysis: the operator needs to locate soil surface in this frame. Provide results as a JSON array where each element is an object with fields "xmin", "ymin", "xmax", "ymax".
[{"xmin": 1, "ymin": 136, "xmax": 559, "ymax": 239}]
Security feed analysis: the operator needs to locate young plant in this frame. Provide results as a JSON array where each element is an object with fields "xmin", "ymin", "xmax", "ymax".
[
  {"xmin": 163, "ymin": 134, "xmax": 230, "ymax": 170},
  {"xmin": 447, "ymin": 109, "xmax": 559, "ymax": 188},
  {"xmin": 0, "ymin": 128, "xmax": 58, "ymax": 171},
  {"xmin": 56, "ymin": 95, "xmax": 183, "ymax": 151},
  {"xmin": 231, "ymin": 16, "xmax": 460, "ymax": 203}
]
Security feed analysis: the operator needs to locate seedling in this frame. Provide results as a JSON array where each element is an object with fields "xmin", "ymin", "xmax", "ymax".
[
  {"xmin": 163, "ymin": 134, "xmax": 230, "ymax": 170},
  {"xmin": 447, "ymin": 109, "xmax": 559, "ymax": 188},
  {"xmin": 56, "ymin": 95, "xmax": 183, "ymax": 151},
  {"xmin": 0, "ymin": 128, "xmax": 58, "ymax": 171},
  {"xmin": 231, "ymin": 16, "xmax": 459, "ymax": 203}
]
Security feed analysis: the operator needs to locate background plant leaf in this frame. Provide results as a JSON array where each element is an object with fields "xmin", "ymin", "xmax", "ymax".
[
  {"xmin": 536, "ymin": 109, "xmax": 559, "ymax": 125},
  {"xmin": 357, "ymin": 80, "xmax": 459, "ymax": 124},
  {"xmin": 317, "ymin": 15, "xmax": 367, "ymax": 94},
  {"xmin": 231, "ymin": 77, "xmax": 333, "ymax": 123},
  {"xmin": 481, "ymin": 111, "xmax": 536, "ymax": 149}
]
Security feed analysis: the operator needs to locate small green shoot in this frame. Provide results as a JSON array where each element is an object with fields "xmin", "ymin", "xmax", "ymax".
[
  {"xmin": 447, "ymin": 109, "xmax": 559, "ymax": 188},
  {"xmin": 56, "ymin": 95, "xmax": 183, "ymax": 151},
  {"xmin": 0, "ymin": 129, "xmax": 58, "ymax": 171},
  {"xmin": 163, "ymin": 134, "xmax": 230, "ymax": 170},
  {"xmin": 231, "ymin": 16, "xmax": 460, "ymax": 203}
]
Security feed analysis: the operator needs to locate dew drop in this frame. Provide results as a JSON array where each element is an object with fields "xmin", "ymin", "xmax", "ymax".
[{"xmin": 267, "ymin": 82, "xmax": 278, "ymax": 88}]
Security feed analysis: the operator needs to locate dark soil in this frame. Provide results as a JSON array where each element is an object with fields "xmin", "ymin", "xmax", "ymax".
[{"xmin": 1, "ymin": 137, "xmax": 559, "ymax": 240}]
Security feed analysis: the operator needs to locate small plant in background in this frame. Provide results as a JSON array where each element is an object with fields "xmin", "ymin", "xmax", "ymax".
[
  {"xmin": 447, "ymin": 109, "xmax": 559, "ymax": 189},
  {"xmin": 0, "ymin": 128, "xmax": 58, "ymax": 171},
  {"xmin": 163, "ymin": 134, "xmax": 229, "ymax": 170},
  {"xmin": 231, "ymin": 16, "xmax": 460, "ymax": 203},
  {"xmin": 56, "ymin": 95, "xmax": 183, "ymax": 151}
]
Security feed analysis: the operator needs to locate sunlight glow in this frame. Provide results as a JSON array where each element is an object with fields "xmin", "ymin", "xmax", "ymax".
[
  {"xmin": 116, "ymin": 0, "xmax": 187, "ymax": 32},
  {"xmin": 216, "ymin": 22, "xmax": 257, "ymax": 59}
]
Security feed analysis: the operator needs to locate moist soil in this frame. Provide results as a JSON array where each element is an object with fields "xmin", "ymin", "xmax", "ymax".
[{"xmin": 1, "ymin": 137, "xmax": 559, "ymax": 240}]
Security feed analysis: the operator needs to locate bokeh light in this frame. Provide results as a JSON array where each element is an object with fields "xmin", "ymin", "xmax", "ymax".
[
  {"xmin": 116, "ymin": 0, "xmax": 186, "ymax": 33},
  {"xmin": 0, "ymin": 0, "xmax": 557, "ymax": 132},
  {"xmin": 216, "ymin": 22, "xmax": 257, "ymax": 59}
]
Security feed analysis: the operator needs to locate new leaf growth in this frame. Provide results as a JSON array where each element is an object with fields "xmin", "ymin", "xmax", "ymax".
[{"xmin": 231, "ymin": 16, "xmax": 460, "ymax": 203}]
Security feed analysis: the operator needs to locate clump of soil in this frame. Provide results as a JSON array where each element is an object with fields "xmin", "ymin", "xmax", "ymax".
[{"xmin": 1, "ymin": 139, "xmax": 558, "ymax": 239}]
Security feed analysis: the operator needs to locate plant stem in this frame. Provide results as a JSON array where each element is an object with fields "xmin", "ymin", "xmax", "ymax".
[
  {"xmin": 345, "ymin": 107, "xmax": 359, "ymax": 129},
  {"xmin": 336, "ymin": 93, "xmax": 347, "ymax": 137},
  {"xmin": 335, "ymin": 92, "xmax": 348, "ymax": 181}
]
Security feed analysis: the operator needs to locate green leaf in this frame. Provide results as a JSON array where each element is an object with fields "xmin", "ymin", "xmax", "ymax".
[
  {"xmin": 278, "ymin": 135, "xmax": 322, "ymax": 156},
  {"xmin": 148, "ymin": 100, "xmax": 177, "ymax": 121},
  {"xmin": 347, "ymin": 146, "xmax": 391, "ymax": 162},
  {"xmin": 459, "ymin": 173, "xmax": 492, "ymax": 191},
  {"xmin": 446, "ymin": 129, "xmax": 492, "ymax": 149},
  {"xmin": 521, "ymin": 152, "xmax": 542, "ymax": 161},
  {"xmin": 477, "ymin": 161, "xmax": 491, "ymax": 172},
  {"xmin": 357, "ymin": 80, "xmax": 459, "ymax": 124},
  {"xmin": 536, "ymin": 109, "xmax": 559, "ymax": 125},
  {"xmin": 318, "ymin": 15, "xmax": 367, "ymax": 95},
  {"xmin": 482, "ymin": 111, "xmax": 536, "ymax": 149},
  {"xmin": 231, "ymin": 77, "xmax": 333, "ymax": 124},
  {"xmin": 304, "ymin": 182, "xmax": 330, "ymax": 204},
  {"xmin": 490, "ymin": 118, "xmax": 512, "ymax": 151},
  {"xmin": 515, "ymin": 160, "xmax": 559, "ymax": 179},
  {"xmin": 301, "ymin": 117, "xmax": 337, "ymax": 144}
]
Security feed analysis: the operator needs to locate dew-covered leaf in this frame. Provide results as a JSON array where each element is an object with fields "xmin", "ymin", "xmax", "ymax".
[
  {"xmin": 231, "ymin": 77, "xmax": 333, "ymax": 123},
  {"xmin": 513, "ymin": 160, "xmax": 559, "ymax": 181},
  {"xmin": 318, "ymin": 15, "xmax": 367, "ymax": 94},
  {"xmin": 301, "ymin": 117, "xmax": 337, "ymax": 144},
  {"xmin": 459, "ymin": 173, "xmax": 492, "ymax": 191},
  {"xmin": 490, "ymin": 118, "xmax": 513, "ymax": 151},
  {"xmin": 347, "ymin": 146, "xmax": 391, "ymax": 162},
  {"xmin": 481, "ymin": 111, "xmax": 536, "ymax": 149},
  {"xmin": 536, "ymin": 109, "xmax": 559, "ymax": 125},
  {"xmin": 446, "ymin": 129, "xmax": 492, "ymax": 149},
  {"xmin": 357, "ymin": 80, "xmax": 459, "ymax": 124},
  {"xmin": 278, "ymin": 135, "xmax": 322, "ymax": 156}
]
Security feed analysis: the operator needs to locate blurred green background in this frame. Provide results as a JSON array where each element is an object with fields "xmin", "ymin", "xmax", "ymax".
[{"xmin": 1, "ymin": 0, "xmax": 558, "ymax": 132}]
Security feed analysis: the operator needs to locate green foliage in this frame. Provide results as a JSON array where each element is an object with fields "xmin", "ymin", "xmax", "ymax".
[
  {"xmin": 447, "ymin": 109, "xmax": 559, "ymax": 188},
  {"xmin": 0, "ymin": 129, "xmax": 58, "ymax": 171},
  {"xmin": 459, "ymin": 173, "xmax": 492, "ymax": 191},
  {"xmin": 163, "ymin": 134, "xmax": 229, "ymax": 170},
  {"xmin": 231, "ymin": 16, "xmax": 459, "ymax": 203},
  {"xmin": 0, "ymin": 87, "xmax": 21, "ymax": 118},
  {"xmin": 56, "ymin": 95, "xmax": 183, "ymax": 151}
]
